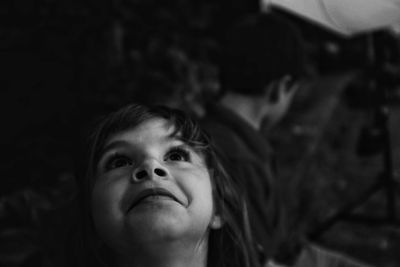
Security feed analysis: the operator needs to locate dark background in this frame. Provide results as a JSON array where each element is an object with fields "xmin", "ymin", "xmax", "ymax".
[{"xmin": 1, "ymin": 0, "xmax": 400, "ymax": 266}]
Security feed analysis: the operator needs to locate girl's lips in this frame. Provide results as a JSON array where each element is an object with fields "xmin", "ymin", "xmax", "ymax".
[{"xmin": 127, "ymin": 188, "xmax": 183, "ymax": 211}]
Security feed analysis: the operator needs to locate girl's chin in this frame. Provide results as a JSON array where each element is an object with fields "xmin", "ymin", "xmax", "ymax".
[
  {"xmin": 126, "ymin": 220, "xmax": 191, "ymax": 244},
  {"xmin": 126, "ymin": 207, "xmax": 188, "ymax": 235}
]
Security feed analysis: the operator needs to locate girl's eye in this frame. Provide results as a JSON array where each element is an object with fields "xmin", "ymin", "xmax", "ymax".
[
  {"xmin": 165, "ymin": 148, "xmax": 190, "ymax": 162},
  {"xmin": 105, "ymin": 155, "xmax": 133, "ymax": 171}
]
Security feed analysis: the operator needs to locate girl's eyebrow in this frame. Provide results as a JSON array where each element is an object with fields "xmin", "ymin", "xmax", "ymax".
[
  {"xmin": 167, "ymin": 143, "xmax": 192, "ymax": 152},
  {"xmin": 165, "ymin": 138, "xmax": 199, "ymax": 152},
  {"xmin": 99, "ymin": 140, "xmax": 131, "ymax": 158}
]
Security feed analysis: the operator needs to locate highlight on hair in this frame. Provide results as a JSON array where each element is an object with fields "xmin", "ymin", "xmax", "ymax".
[{"xmin": 68, "ymin": 103, "xmax": 260, "ymax": 267}]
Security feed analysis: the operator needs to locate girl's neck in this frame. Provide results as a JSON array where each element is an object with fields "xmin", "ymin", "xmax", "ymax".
[{"xmin": 117, "ymin": 239, "xmax": 208, "ymax": 267}]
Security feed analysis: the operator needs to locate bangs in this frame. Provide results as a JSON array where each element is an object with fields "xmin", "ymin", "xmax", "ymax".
[{"xmin": 165, "ymin": 109, "xmax": 210, "ymax": 151}]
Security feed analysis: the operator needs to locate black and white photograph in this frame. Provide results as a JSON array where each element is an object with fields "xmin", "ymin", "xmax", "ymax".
[{"xmin": 1, "ymin": 0, "xmax": 400, "ymax": 266}]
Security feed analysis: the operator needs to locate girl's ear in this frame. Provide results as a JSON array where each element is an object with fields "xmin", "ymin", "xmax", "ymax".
[{"xmin": 210, "ymin": 214, "xmax": 224, "ymax": 229}]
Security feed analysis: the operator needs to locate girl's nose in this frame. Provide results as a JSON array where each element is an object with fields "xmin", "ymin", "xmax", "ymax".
[{"xmin": 131, "ymin": 159, "xmax": 168, "ymax": 182}]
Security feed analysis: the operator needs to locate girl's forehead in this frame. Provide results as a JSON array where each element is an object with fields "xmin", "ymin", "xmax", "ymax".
[{"xmin": 105, "ymin": 118, "xmax": 180, "ymax": 147}]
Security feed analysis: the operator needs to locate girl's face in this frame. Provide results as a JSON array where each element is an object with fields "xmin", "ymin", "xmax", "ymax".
[{"xmin": 91, "ymin": 118, "xmax": 222, "ymax": 254}]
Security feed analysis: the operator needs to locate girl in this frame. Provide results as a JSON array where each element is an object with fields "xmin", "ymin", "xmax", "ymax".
[{"xmin": 69, "ymin": 103, "xmax": 260, "ymax": 267}]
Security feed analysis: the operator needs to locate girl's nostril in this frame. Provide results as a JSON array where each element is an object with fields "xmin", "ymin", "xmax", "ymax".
[
  {"xmin": 154, "ymin": 168, "xmax": 166, "ymax": 176},
  {"xmin": 135, "ymin": 170, "xmax": 147, "ymax": 180}
]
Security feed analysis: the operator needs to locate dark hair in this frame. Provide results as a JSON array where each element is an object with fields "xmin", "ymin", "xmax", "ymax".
[
  {"xmin": 220, "ymin": 12, "xmax": 306, "ymax": 96},
  {"xmin": 70, "ymin": 103, "xmax": 260, "ymax": 267}
]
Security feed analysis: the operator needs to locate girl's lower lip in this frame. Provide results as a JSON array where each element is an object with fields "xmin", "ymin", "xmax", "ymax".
[
  {"xmin": 142, "ymin": 195, "xmax": 175, "ymax": 202},
  {"xmin": 134, "ymin": 195, "xmax": 178, "ymax": 207}
]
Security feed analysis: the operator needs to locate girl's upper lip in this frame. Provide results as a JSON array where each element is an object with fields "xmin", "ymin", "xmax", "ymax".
[{"xmin": 127, "ymin": 187, "xmax": 183, "ymax": 211}]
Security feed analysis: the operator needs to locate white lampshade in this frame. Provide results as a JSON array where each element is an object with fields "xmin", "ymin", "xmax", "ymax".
[{"xmin": 262, "ymin": 0, "xmax": 400, "ymax": 36}]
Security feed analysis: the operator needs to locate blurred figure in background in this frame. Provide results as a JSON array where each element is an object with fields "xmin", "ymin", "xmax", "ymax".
[
  {"xmin": 200, "ymin": 11, "xmax": 306, "ymax": 265},
  {"xmin": 200, "ymin": 11, "xmax": 372, "ymax": 267}
]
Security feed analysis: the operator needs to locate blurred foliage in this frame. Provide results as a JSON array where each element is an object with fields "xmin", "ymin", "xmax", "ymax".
[
  {"xmin": 0, "ymin": 173, "xmax": 76, "ymax": 266},
  {"xmin": 268, "ymin": 72, "xmax": 400, "ymax": 266}
]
